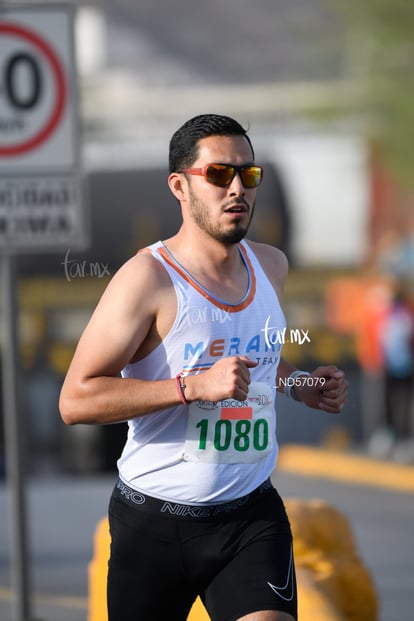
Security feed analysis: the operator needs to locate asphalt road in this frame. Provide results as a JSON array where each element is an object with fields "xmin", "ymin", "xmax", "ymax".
[{"xmin": 0, "ymin": 450, "xmax": 413, "ymax": 621}]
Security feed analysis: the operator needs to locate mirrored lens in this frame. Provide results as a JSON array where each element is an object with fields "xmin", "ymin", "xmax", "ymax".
[
  {"xmin": 206, "ymin": 164, "xmax": 235, "ymax": 187},
  {"xmin": 241, "ymin": 166, "xmax": 262, "ymax": 188}
]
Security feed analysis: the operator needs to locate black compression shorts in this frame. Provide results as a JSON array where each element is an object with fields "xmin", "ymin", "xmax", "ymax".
[{"xmin": 107, "ymin": 478, "xmax": 297, "ymax": 621}]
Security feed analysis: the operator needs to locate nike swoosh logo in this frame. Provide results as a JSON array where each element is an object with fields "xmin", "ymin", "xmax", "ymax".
[{"xmin": 267, "ymin": 543, "xmax": 295, "ymax": 602}]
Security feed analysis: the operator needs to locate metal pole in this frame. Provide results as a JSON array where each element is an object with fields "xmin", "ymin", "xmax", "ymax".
[{"xmin": 1, "ymin": 253, "xmax": 33, "ymax": 621}]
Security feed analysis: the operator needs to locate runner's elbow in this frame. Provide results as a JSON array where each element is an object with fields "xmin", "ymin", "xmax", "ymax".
[
  {"xmin": 59, "ymin": 382, "xmax": 88, "ymax": 425},
  {"xmin": 59, "ymin": 394, "xmax": 79, "ymax": 425}
]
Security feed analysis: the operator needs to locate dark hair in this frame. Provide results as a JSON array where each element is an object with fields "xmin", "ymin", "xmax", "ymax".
[{"xmin": 168, "ymin": 113, "xmax": 254, "ymax": 173}]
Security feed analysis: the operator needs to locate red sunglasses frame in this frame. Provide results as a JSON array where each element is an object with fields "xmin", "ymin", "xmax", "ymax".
[{"xmin": 179, "ymin": 163, "xmax": 264, "ymax": 188}]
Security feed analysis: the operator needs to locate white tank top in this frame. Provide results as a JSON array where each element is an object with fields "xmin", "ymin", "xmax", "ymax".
[{"xmin": 118, "ymin": 240, "xmax": 286, "ymax": 503}]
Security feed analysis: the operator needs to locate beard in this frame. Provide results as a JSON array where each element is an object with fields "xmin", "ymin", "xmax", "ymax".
[{"xmin": 188, "ymin": 189, "xmax": 254, "ymax": 245}]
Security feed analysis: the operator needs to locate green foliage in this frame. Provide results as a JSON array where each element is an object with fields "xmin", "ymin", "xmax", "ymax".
[{"xmin": 333, "ymin": 0, "xmax": 414, "ymax": 186}]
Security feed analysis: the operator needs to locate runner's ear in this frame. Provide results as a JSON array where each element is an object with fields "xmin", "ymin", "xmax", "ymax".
[{"xmin": 168, "ymin": 172, "xmax": 187, "ymax": 203}]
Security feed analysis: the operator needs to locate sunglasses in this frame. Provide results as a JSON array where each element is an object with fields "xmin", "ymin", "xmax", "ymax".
[{"xmin": 180, "ymin": 163, "xmax": 263, "ymax": 188}]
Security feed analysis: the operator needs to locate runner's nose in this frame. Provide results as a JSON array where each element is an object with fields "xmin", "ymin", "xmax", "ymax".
[{"xmin": 228, "ymin": 171, "xmax": 246, "ymax": 194}]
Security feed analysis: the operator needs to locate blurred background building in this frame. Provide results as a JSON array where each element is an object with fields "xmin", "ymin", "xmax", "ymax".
[{"xmin": 1, "ymin": 0, "xmax": 413, "ymax": 475}]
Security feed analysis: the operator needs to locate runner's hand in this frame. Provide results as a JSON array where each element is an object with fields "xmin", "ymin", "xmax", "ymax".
[
  {"xmin": 295, "ymin": 366, "xmax": 348, "ymax": 413},
  {"xmin": 190, "ymin": 356, "xmax": 258, "ymax": 403}
]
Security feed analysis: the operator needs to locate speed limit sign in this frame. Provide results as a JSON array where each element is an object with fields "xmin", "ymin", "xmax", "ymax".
[
  {"xmin": 0, "ymin": 4, "xmax": 77, "ymax": 168},
  {"xmin": 0, "ymin": 4, "xmax": 87, "ymax": 250},
  {"xmin": 0, "ymin": 20, "xmax": 66, "ymax": 157}
]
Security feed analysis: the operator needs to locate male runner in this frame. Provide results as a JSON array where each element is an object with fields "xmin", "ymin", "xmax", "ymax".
[{"xmin": 60, "ymin": 114, "xmax": 348, "ymax": 621}]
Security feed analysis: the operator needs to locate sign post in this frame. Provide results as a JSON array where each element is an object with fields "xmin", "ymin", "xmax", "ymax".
[
  {"xmin": 1, "ymin": 252, "xmax": 32, "ymax": 620},
  {"xmin": 0, "ymin": 4, "xmax": 87, "ymax": 619}
]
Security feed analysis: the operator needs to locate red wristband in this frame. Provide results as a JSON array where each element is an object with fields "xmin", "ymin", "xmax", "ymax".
[{"xmin": 175, "ymin": 372, "xmax": 189, "ymax": 405}]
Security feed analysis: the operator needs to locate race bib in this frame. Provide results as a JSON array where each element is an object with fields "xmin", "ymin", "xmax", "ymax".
[{"xmin": 183, "ymin": 382, "xmax": 275, "ymax": 464}]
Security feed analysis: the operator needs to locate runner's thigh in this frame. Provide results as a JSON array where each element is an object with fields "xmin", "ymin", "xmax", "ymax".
[
  {"xmin": 203, "ymin": 489, "xmax": 297, "ymax": 621},
  {"xmin": 107, "ymin": 493, "xmax": 197, "ymax": 621}
]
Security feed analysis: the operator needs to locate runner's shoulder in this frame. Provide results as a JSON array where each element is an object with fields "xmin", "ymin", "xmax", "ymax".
[
  {"xmin": 245, "ymin": 240, "xmax": 289, "ymax": 282},
  {"xmin": 105, "ymin": 247, "xmax": 172, "ymax": 297}
]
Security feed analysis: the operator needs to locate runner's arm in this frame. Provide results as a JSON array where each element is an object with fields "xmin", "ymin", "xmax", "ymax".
[
  {"xmin": 59, "ymin": 253, "xmax": 182, "ymax": 425},
  {"xmin": 60, "ymin": 254, "xmax": 259, "ymax": 425}
]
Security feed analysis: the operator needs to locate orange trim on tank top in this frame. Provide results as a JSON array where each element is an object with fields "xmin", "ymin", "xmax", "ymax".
[{"xmin": 156, "ymin": 244, "xmax": 256, "ymax": 313}]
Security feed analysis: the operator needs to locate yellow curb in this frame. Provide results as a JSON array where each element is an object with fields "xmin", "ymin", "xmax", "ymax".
[
  {"xmin": 278, "ymin": 445, "xmax": 414, "ymax": 493},
  {"xmin": 35, "ymin": 593, "xmax": 88, "ymax": 610},
  {"xmin": 0, "ymin": 586, "xmax": 87, "ymax": 610}
]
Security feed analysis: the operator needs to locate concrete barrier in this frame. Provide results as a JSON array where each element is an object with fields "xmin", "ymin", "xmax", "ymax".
[
  {"xmin": 88, "ymin": 517, "xmax": 110, "ymax": 621},
  {"xmin": 88, "ymin": 499, "xmax": 378, "ymax": 621},
  {"xmin": 285, "ymin": 499, "xmax": 378, "ymax": 620}
]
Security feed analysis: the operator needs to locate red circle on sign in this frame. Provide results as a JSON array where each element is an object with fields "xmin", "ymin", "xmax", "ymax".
[{"xmin": 0, "ymin": 21, "xmax": 66, "ymax": 156}]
